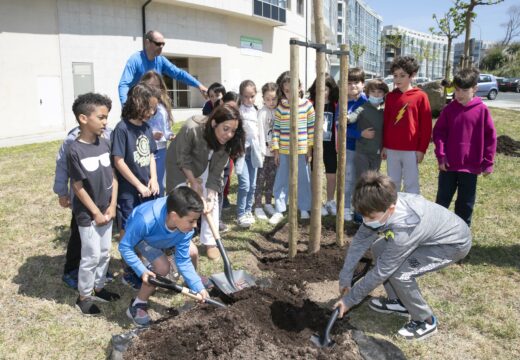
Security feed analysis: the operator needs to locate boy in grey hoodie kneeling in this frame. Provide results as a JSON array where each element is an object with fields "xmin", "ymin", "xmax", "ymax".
[{"xmin": 334, "ymin": 171, "xmax": 471, "ymax": 340}]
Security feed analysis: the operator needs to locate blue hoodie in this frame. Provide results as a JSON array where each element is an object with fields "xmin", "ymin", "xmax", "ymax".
[{"xmin": 335, "ymin": 93, "xmax": 368, "ymax": 151}]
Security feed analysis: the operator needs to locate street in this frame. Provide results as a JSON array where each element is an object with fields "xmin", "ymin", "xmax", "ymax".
[{"xmin": 483, "ymin": 91, "xmax": 520, "ymax": 111}]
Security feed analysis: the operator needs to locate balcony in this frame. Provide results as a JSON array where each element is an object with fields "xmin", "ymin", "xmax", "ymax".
[{"xmin": 253, "ymin": 0, "xmax": 286, "ymax": 24}]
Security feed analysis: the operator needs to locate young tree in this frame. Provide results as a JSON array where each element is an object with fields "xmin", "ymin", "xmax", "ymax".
[
  {"xmin": 351, "ymin": 43, "xmax": 367, "ymax": 67},
  {"xmin": 501, "ymin": 5, "xmax": 520, "ymax": 46}
]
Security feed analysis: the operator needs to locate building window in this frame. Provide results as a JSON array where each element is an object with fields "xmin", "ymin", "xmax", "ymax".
[
  {"xmin": 297, "ymin": 0, "xmax": 304, "ymax": 16},
  {"xmin": 253, "ymin": 0, "xmax": 286, "ymax": 23},
  {"xmin": 164, "ymin": 57, "xmax": 190, "ymax": 108},
  {"xmin": 72, "ymin": 62, "xmax": 94, "ymax": 99}
]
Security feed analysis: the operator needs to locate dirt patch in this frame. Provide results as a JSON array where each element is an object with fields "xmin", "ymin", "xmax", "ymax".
[
  {"xmin": 123, "ymin": 223, "xmax": 399, "ymax": 360},
  {"xmin": 497, "ymin": 135, "xmax": 520, "ymax": 157}
]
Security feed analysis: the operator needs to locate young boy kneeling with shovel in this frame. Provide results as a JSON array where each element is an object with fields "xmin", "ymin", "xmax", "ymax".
[
  {"xmin": 119, "ymin": 186, "xmax": 210, "ymax": 326},
  {"xmin": 334, "ymin": 172, "xmax": 471, "ymax": 340}
]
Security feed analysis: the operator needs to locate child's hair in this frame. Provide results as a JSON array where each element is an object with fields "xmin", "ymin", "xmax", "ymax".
[
  {"xmin": 352, "ymin": 171, "xmax": 397, "ymax": 216},
  {"xmin": 276, "ymin": 71, "xmax": 304, "ymax": 100},
  {"xmin": 167, "ymin": 186, "xmax": 204, "ymax": 216},
  {"xmin": 214, "ymin": 91, "xmax": 239, "ymax": 108},
  {"xmin": 390, "ymin": 56, "xmax": 419, "ymax": 77},
  {"xmin": 453, "ymin": 68, "xmax": 479, "ymax": 89},
  {"xmin": 348, "ymin": 68, "xmax": 365, "ymax": 83},
  {"xmin": 204, "ymin": 102, "xmax": 245, "ymax": 158},
  {"xmin": 261, "ymin": 82, "xmax": 278, "ymax": 96},
  {"xmin": 440, "ymin": 79, "xmax": 451, "ymax": 87},
  {"xmin": 72, "ymin": 93, "xmax": 112, "ymax": 122},
  {"xmin": 208, "ymin": 82, "xmax": 226, "ymax": 98},
  {"xmin": 140, "ymin": 70, "xmax": 173, "ymax": 125},
  {"xmin": 365, "ymin": 79, "xmax": 390, "ymax": 95},
  {"xmin": 307, "ymin": 73, "xmax": 339, "ymax": 104},
  {"xmin": 239, "ymin": 80, "xmax": 257, "ymax": 96},
  {"xmin": 122, "ymin": 83, "xmax": 161, "ymax": 121}
]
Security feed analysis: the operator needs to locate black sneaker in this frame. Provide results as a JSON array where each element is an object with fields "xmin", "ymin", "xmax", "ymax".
[
  {"xmin": 398, "ymin": 316, "xmax": 438, "ymax": 340},
  {"xmin": 369, "ymin": 297, "xmax": 409, "ymax": 317},
  {"xmin": 92, "ymin": 288, "xmax": 121, "ymax": 303},
  {"xmin": 76, "ymin": 297, "xmax": 101, "ymax": 316},
  {"xmin": 105, "ymin": 271, "xmax": 115, "ymax": 283}
]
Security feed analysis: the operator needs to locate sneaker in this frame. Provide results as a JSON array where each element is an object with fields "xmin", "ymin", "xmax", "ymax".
[
  {"xmin": 126, "ymin": 299, "xmax": 151, "ymax": 326},
  {"xmin": 321, "ymin": 205, "xmax": 329, "ymax": 216},
  {"xmin": 344, "ymin": 208, "xmax": 352, "ymax": 222},
  {"xmin": 369, "ymin": 297, "xmax": 409, "ymax": 317},
  {"xmin": 300, "ymin": 210, "xmax": 310, "ymax": 220},
  {"xmin": 237, "ymin": 214, "xmax": 253, "ymax": 228},
  {"xmin": 121, "ymin": 271, "xmax": 142, "ymax": 290},
  {"xmin": 105, "ymin": 271, "xmax": 114, "ymax": 283},
  {"xmin": 269, "ymin": 212, "xmax": 284, "ymax": 225},
  {"xmin": 254, "ymin": 207, "xmax": 268, "ymax": 220},
  {"xmin": 222, "ymin": 197, "xmax": 231, "ymax": 209},
  {"xmin": 219, "ymin": 221, "xmax": 229, "ymax": 233},
  {"xmin": 91, "ymin": 288, "xmax": 121, "ymax": 303},
  {"xmin": 264, "ymin": 204, "xmax": 276, "ymax": 216},
  {"xmin": 246, "ymin": 212, "xmax": 256, "ymax": 224},
  {"xmin": 76, "ymin": 297, "xmax": 101, "ymax": 316},
  {"xmin": 62, "ymin": 271, "xmax": 78, "ymax": 290},
  {"xmin": 326, "ymin": 200, "xmax": 337, "ymax": 216},
  {"xmin": 398, "ymin": 316, "xmax": 438, "ymax": 340}
]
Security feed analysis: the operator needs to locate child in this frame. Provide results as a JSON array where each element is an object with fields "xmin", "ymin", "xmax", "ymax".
[
  {"xmin": 270, "ymin": 71, "xmax": 315, "ymax": 225},
  {"xmin": 433, "ymin": 68, "xmax": 497, "ymax": 226},
  {"xmin": 308, "ymin": 74, "xmax": 339, "ymax": 216},
  {"xmin": 253, "ymin": 82, "xmax": 278, "ymax": 220},
  {"xmin": 119, "ymin": 186, "xmax": 209, "ymax": 326},
  {"xmin": 343, "ymin": 68, "xmax": 369, "ymax": 221},
  {"xmin": 140, "ymin": 71, "xmax": 175, "ymax": 197},
  {"xmin": 53, "ymin": 126, "xmax": 113, "ymax": 289},
  {"xmin": 202, "ymin": 82, "xmax": 226, "ymax": 116},
  {"xmin": 334, "ymin": 171, "xmax": 471, "ymax": 340},
  {"xmin": 382, "ymin": 56, "xmax": 432, "ymax": 194},
  {"xmin": 67, "ymin": 93, "xmax": 120, "ymax": 315},
  {"xmin": 111, "ymin": 83, "xmax": 160, "ymax": 289},
  {"xmin": 349, "ymin": 79, "xmax": 390, "ymax": 178},
  {"xmin": 236, "ymin": 80, "xmax": 264, "ymax": 227}
]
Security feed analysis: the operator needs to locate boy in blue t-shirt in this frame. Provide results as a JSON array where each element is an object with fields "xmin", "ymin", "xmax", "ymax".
[{"xmin": 119, "ymin": 186, "xmax": 210, "ymax": 326}]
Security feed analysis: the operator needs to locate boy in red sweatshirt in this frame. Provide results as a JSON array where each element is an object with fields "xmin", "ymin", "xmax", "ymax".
[
  {"xmin": 433, "ymin": 68, "xmax": 496, "ymax": 226},
  {"xmin": 382, "ymin": 56, "xmax": 432, "ymax": 194}
]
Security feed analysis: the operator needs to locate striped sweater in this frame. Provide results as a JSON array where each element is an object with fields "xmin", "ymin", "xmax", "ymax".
[{"xmin": 272, "ymin": 98, "xmax": 315, "ymax": 154}]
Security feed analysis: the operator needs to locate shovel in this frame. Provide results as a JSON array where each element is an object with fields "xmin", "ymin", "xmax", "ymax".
[
  {"xmin": 149, "ymin": 274, "xmax": 227, "ymax": 308},
  {"xmin": 205, "ymin": 215, "xmax": 256, "ymax": 295}
]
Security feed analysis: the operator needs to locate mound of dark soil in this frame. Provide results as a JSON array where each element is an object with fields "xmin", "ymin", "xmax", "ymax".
[{"xmin": 497, "ymin": 135, "xmax": 520, "ymax": 157}]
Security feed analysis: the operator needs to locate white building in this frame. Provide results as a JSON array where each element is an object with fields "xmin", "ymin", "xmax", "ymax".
[{"xmin": 0, "ymin": 0, "xmax": 326, "ymax": 147}]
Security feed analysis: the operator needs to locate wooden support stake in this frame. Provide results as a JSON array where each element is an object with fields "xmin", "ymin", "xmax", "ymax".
[{"xmin": 288, "ymin": 38, "xmax": 299, "ymax": 259}]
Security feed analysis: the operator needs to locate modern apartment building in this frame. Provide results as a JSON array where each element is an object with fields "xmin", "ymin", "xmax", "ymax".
[
  {"xmin": 453, "ymin": 38, "xmax": 495, "ymax": 72},
  {"xmin": 1, "ymin": 0, "xmax": 329, "ymax": 147},
  {"xmin": 332, "ymin": 0, "xmax": 383, "ymax": 79},
  {"xmin": 382, "ymin": 25, "xmax": 452, "ymax": 80}
]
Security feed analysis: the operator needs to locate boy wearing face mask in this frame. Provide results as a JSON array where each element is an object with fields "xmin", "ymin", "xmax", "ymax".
[
  {"xmin": 348, "ymin": 79, "xmax": 389, "ymax": 179},
  {"xmin": 334, "ymin": 172, "xmax": 471, "ymax": 340}
]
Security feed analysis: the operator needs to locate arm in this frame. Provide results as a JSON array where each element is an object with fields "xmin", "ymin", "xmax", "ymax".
[
  {"xmin": 104, "ymin": 170, "xmax": 118, "ymax": 221},
  {"xmin": 347, "ymin": 123, "xmax": 362, "ymax": 140},
  {"xmin": 306, "ymin": 101, "xmax": 315, "ymax": 148},
  {"xmin": 347, "ymin": 106, "xmax": 363, "ymax": 124},
  {"xmin": 148, "ymin": 153, "xmax": 159, "ymax": 195},
  {"xmin": 72, "ymin": 181, "xmax": 107, "ymax": 225},
  {"xmin": 206, "ymin": 151, "xmax": 229, "ymax": 194},
  {"xmin": 432, "ymin": 109, "xmax": 449, "ymax": 169},
  {"xmin": 257, "ymin": 110, "xmax": 267, "ymax": 156},
  {"xmin": 481, "ymin": 108, "xmax": 497, "ymax": 174},
  {"xmin": 272, "ymin": 109, "xmax": 281, "ymax": 166},
  {"xmin": 118, "ymin": 213, "xmax": 148, "ymax": 277},
  {"xmin": 174, "ymin": 234, "xmax": 204, "ymax": 293},
  {"xmin": 162, "ymin": 57, "xmax": 204, "ymax": 90},
  {"xmin": 417, "ymin": 94, "xmax": 433, "ymax": 155},
  {"xmin": 53, "ymin": 128, "xmax": 79, "ymax": 205},
  {"xmin": 114, "ymin": 156, "xmax": 151, "ymax": 197},
  {"xmin": 118, "ymin": 56, "xmax": 137, "ymax": 105}
]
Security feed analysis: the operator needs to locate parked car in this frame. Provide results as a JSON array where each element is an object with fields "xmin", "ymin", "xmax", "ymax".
[
  {"xmin": 500, "ymin": 78, "xmax": 520, "ymax": 92},
  {"xmin": 383, "ymin": 76, "xmax": 394, "ymax": 91},
  {"xmin": 413, "ymin": 77, "xmax": 431, "ymax": 85},
  {"xmin": 477, "ymin": 74, "xmax": 499, "ymax": 100},
  {"xmin": 497, "ymin": 77, "xmax": 507, "ymax": 91}
]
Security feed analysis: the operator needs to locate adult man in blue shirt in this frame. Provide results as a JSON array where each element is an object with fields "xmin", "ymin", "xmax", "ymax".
[{"xmin": 118, "ymin": 30, "xmax": 208, "ymax": 104}]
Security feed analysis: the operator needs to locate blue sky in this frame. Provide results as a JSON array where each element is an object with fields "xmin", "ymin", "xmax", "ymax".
[{"xmin": 365, "ymin": 0, "xmax": 516, "ymax": 43}]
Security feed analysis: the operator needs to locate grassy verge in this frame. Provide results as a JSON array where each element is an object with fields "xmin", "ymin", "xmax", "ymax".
[{"xmin": 0, "ymin": 108, "xmax": 518, "ymax": 359}]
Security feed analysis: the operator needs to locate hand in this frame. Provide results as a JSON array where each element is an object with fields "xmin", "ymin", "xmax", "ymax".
[
  {"xmin": 93, "ymin": 212, "xmax": 107, "ymax": 226},
  {"xmin": 58, "ymin": 195, "xmax": 70, "ymax": 208},
  {"xmin": 149, "ymin": 179, "xmax": 160, "ymax": 196},
  {"xmin": 203, "ymin": 195, "xmax": 216, "ymax": 214},
  {"xmin": 306, "ymin": 147, "xmax": 313, "ymax": 163},
  {"xmin": 153, "ymin": 131, "xmax": 164, "ymax": 140},
  {"xmin": 198, "ymin": 289, "xmax": 210, "ymax": 302},
  {"xmin": 438, "ymin": 162, "xmax": 448, "ymax": 172},
  {"xmin": 138, "ymin": 184, "xmax": 152, "ymax": 198},
  {"xmin": 142, "ymin": 270, "xmax": 156, "ymax": 285},
  {"xmin": 199, "ymin": 85, "xmax": 209, "ymax": 99},
  {"xmin": 361, "ymin": 127, "xmax": 375, "ymax": 139},
  {"xmin": 416, "ymin": 151, "xmax": 425, "ymax": 164},
  {"xmin": 333, "ymin": 298, "xmax": 349, "ymax": 318},
  {"xmin": 381, "ymin": 147, "xmax": 387, "ymax": 160},
  {"xmin": 483, "ymin": 171, "xmax": 491, "ymax": 177},
  {"xmin": 273, "ymin": 150, "xmax": 280, "ymax": 167},
  {"xmin": 189, "ymin": 179, "xmax": 204, "ymax": 198},
  {"xmin": 104, "ymin": 206, "xmax": 116, "ymax": 222}
]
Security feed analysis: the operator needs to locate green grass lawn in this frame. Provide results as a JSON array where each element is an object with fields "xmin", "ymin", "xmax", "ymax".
[{"xmin": 0, "ymin": 108, "xmax": 518, "ymax": 359}]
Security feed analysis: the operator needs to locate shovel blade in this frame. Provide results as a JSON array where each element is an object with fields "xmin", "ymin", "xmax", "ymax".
[
  {"xmin": 210, "ymin": 270, "xmax": 256, "ymax": 295},
  {"xmin": 310, "ymin": 333, "xmax": 335, "ymax": 348}
]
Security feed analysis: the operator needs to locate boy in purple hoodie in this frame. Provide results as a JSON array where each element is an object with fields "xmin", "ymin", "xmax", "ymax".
[{"xmin": 433, "ymin": 68, "xmax": 497, "ymax": 226}]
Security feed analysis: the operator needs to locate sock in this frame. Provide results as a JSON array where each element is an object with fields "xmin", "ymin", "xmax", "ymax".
[
  {"xmin": 133, "ymin": 297, "xmax": 147, "ymax": 307},
  {"xmin": 425, "ymin": 316, "xmax": 433, "ymax": 325}
]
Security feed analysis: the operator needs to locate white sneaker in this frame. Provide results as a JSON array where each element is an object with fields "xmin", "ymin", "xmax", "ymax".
[
  {"xmin": 300, "ymin": 210, "xmax": 310, "ymax": 220},
  {"xmin": 344, "ymin": 208, "xmax": 352, "ymax": 221},
  {"xmin": 254, "ymin": 207, "xmax": 268, "ymax": 220},
  {"xmin": 321, "ymin": 205, "xmax": 329, "ymax": 216},
  {"xmin": 246, "ymin": 211, "xmax": 256, "ymax": 224},
  {"xmin": 398, "ymin": 316, "xmax": 438, "ymax": 341},
  {"xmin": 264, "ymin": 204, "xmax": 276, "ymax": 216},
  {"xmin": 237, "ymin": 214, "xmax": 252, "ymax": 228},
  {"xmin": 326, "ymin": 200, "xmax": 337, "ymax": 216},
  {"xmin": 269, "ymin": 212, "xmax": 284, "ymax": 225}
]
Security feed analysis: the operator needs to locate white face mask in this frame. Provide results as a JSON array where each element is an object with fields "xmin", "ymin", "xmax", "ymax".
[
  {"xmin": 368, "ymin": 96, "xmax": 384, "ymax": 105},
  {"xmin": 363, "ymin": 209, "xmax": 389, "ymax": 230}
]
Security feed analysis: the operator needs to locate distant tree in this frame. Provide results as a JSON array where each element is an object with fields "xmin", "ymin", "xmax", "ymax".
[
  {"xmin": 456, "ymin": 0, "xmax": 504, "ymax": 68},
  {"xmin": 480, "ymin": 46, "xmax": 506, "ymax": 71},
  {"xmin": 501, "ymin": 5, "xmax": 520, "ymax": 46},
  {"xmin": 351, "ymin": 44, "xmax": 366, "ymax": 67}
]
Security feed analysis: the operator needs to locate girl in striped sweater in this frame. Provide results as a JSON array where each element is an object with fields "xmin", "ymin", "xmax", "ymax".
[{"xmin": 269, "ymin": 71, "xmax": 315, "ymax": 225}]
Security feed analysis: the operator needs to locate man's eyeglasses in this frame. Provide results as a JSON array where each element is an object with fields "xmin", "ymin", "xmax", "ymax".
[{"xmin": 150, "ymin": 40, "xmax": 165, "ymax": 47}]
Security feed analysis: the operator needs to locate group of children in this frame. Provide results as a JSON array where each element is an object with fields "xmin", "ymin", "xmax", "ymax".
[{"xmin": 53, "ymin": 55, "xmax": 497, "ymax": 338}]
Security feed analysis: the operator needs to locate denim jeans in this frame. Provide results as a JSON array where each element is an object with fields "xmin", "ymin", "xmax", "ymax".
[
  {"xmin": 154, "ymin": 147, "xmax": 167, "ymax": 197},
  {"xmin": 273, "ymin": 154, "xmax": 312, "ymax": 212},
  {"xmin": 236, "ymin": 150, "xmax": 258, "ymax": 218}
]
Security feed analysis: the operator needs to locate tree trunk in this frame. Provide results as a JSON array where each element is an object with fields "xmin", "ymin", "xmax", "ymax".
[
  {"xmin": 309, "ymin": 0, "xmax": 325, "ymax": 254},
  {"xmin": 443, "ymin": 37, "xmax": 453, "ymax": 103},
  {"xmin": 462, "ymin": 1, "xmax": 475, "ymax": 69},
  {"xmin": 288, "ymin": 39, "xmax": 299, "ymax": 258}
]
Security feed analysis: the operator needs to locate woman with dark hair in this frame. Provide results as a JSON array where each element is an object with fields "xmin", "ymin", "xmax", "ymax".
[{"xmin": 166, "ymin": 102, "xmax": 245, "ymax": 260}]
